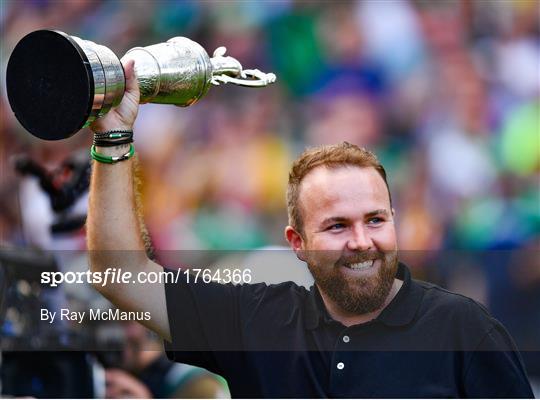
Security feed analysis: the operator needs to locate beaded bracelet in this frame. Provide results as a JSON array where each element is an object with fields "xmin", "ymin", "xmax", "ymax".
[{"xmin": 91, "ymin": 144, "xmax": 135, "ymax": 164}]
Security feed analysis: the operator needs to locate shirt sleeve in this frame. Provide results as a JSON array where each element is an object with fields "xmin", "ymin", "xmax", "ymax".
[
  {"xmin": 463, "ymin": 320, "xmax": 534, "ymax": 398},
  {"xmin": 162, "ymin": 267, "xmax": 266, "ymax": 375}
]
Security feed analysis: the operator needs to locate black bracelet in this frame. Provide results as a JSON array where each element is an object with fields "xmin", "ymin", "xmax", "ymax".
[
  {"xmin": 93, "ymin": 129, "xmax": 133, "ymax": 140},
  {"xmin": 93, "ymin": 129, "xmax": 133, "ymax": 147}
]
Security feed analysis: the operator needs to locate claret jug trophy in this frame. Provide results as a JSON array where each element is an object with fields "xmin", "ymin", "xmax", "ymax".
[{"xmin": 6, "ymin": 30, "xmax": 276, "ymax": 140}]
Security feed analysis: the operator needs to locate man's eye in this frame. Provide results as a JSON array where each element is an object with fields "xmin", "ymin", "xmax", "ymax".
[
  {"xmin": 368, "ymin": 217, "xmax": 383, "ymax": 225},
  {"xmin": 327, "ymin": 223, "xmax": 345, "ymax": 231}
]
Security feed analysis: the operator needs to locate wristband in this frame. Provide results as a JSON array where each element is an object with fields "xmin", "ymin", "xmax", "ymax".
[{"xmin": 91, "ymin": 144, "xmax": 135, "ymax": 164}]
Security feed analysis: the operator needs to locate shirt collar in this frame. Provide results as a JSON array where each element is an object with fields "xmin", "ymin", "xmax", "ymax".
[{"xmin": 303, "ymin": 262, "xmax": 424, "ymax": 330}]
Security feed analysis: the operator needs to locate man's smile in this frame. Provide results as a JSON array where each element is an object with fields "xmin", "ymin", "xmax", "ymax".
[
  {"xmin": 347, "ymin": 260, "xmax": 374, "ymax": 270},
  {"xmin": 339, "ymin": 259, "xmax": 381, "ymax": 277}
]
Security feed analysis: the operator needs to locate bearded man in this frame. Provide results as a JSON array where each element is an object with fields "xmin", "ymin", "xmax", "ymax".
[{"xmin": 87, "ymin": 60, "xmax": 533, "ymax": 398}]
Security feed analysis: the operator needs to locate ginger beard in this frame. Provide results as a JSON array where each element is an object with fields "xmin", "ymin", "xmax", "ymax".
[{"xmin": 306, "ymin": 250, "xmax": 398, "ymax": 315}]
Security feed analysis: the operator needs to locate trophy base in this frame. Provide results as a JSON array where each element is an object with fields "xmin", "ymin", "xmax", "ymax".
[{"xmin": 7, "ymin": 30, "xmax": 94, "ymax": 140}]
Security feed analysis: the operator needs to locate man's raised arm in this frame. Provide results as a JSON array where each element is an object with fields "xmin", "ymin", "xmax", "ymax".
[{"xmin": 86, "ymin": 59, "xmax": 171, "ymax": 341}]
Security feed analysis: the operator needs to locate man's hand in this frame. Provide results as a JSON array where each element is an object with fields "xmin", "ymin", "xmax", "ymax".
[{"xmin": 90, "ymin": 59, "xmax": 140, "ymax": 133}]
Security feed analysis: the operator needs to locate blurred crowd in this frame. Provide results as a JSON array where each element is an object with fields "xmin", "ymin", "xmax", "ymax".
[
  {"xmin": 1, "ymin": 0, "xmax": 539, "ymax": 396},
  {"xmin": 1, "ymin": 0, "xmax": 538, "ymax": 251}
]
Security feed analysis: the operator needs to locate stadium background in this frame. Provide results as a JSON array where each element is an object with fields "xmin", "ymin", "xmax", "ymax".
[{"xmin": 0, "ymin": 0, "xmax": 539, "ymax": 397}]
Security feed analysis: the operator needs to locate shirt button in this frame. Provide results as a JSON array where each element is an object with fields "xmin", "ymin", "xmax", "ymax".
[
  {"xmin": 343, "ymin": 335, "xmax": 350, "ymax": 343},
  {"xmin": 337, "ymin": 362, "xmax": 345, "ymax": 370}
]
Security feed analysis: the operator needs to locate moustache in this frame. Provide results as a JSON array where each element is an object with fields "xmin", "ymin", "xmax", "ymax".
[{"xmin": 335, "ymin": 250, "xmax": 386, "ymax": 266}]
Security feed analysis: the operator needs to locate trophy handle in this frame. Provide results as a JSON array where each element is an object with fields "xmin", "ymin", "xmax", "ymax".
[
  {"xmin": 210, "ymin": 46, "xmax": 276, "ymax": 88},
  {"xmin": 211, "ymin": 69, "xmax": 277, "ymax": 87}
]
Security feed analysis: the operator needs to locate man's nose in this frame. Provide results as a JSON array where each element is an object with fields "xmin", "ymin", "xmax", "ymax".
[{"xmin": 347, "ymin": 225, "xmax": 373, "ymax": 251}]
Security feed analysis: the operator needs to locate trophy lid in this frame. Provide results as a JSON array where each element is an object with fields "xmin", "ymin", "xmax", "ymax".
[{"xmin": 6, "ymin": 30, "xmax": 94, "ymax": 140}]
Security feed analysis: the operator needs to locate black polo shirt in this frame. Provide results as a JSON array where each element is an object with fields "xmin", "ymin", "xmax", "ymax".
[{"xmin": 164, "ymin": 263, "xmax": 534, "ymax": 398}]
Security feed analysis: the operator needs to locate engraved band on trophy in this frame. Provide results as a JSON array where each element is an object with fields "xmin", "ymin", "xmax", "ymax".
[{"xmin": 6, "ymin": 30, "xmax": 276, "ymax": 140}]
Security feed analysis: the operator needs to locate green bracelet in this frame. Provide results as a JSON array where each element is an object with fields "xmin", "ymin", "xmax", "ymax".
[{"xmin": 91, "ymin": 144, "xmax": 135, "ymax": 164}]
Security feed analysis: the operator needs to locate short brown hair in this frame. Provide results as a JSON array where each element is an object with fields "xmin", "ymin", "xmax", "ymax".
[{"xmin": 286, "ymin": 142, "xmax": 391, "ymax": 234}]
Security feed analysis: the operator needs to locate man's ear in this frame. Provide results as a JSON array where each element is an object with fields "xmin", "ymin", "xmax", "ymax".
[{"xmin": 285, "ymin": 226, "xmax": 307, "ymax": 262}]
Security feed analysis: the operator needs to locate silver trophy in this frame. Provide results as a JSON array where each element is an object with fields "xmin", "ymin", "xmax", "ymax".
[{"xmin": 6, "ymin": 30, "xmax": 276, "ymax": 140}]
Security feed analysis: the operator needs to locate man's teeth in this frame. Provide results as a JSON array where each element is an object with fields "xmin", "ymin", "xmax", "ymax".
[{"xmin": 348, "ymin": 260, "xmax": 374, "ymax": 270}]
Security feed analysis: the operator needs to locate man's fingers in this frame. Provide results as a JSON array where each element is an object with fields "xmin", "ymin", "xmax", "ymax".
[
  {"xmin": 122, "ymin": 58, "xmax": 134, "ymax": 80},
  {"xmin": 122, "ymin": 58, "xmax": 139, "ymax": 95}
]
